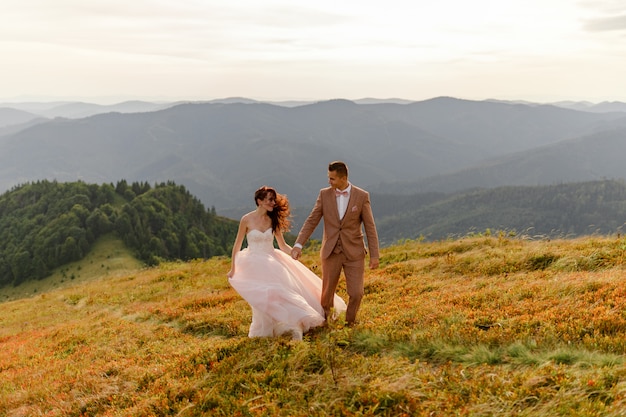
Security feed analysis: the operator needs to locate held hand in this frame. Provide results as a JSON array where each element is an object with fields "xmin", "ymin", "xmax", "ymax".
[
  {"xmin": 291, "ymin": 247, "xmax": 302, "ymax": 260},
  {"xmin": 369, "ymin": 258, "xmax": 379, "ymax": 270}
]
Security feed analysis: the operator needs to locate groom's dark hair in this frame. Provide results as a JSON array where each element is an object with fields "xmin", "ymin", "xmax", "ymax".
[{"xmin": 329, "ymin": 161, "xmax": 348, "ymax": 178}]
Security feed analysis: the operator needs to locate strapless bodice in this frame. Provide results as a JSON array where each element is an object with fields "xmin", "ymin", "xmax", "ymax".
[{"xmin": 246, "ymin": 228, "xmax": 274, "ymax": 253}]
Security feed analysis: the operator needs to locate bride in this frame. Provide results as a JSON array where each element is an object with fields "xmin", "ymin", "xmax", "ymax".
[{"xmin": 227, "ymin": 186, "xmax": 347, "ymax": 340}]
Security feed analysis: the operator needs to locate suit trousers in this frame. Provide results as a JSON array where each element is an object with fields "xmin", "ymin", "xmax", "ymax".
[{"xmin": 321, "ymin": 251, "xmax": 365, "ymax": 324}]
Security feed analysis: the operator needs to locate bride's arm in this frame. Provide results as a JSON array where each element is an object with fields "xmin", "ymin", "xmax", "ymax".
[
  {"xmin": 275, "ymin": 229, "xmax": 293, "ymax": 255},
  {"xmin": 227, "ymin": 214, "xmax": 249, "ymax": 278}
]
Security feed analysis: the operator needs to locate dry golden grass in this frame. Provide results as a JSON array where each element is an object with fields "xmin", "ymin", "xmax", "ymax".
[{"xmin": 2, "ymin": 235, "xmax": 626, "ymax": 416}]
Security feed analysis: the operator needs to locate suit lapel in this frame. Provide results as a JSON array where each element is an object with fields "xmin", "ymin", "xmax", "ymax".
[
  {"xmin": 325, "ymin": 188, "xmax": 341, "ymax": 224},
  {"xmin": 326, "ymin": 186, "xmax": 358, "ymax": 225}
]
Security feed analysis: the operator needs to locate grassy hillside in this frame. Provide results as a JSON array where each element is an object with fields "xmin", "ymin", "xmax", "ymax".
[
  {"xmin": 2, "ymin": 236, "xmax": 626, "ymax": 416},
  {"xmin": 0, "ymin": 234, "xmax": 143, "ymax": 302}
]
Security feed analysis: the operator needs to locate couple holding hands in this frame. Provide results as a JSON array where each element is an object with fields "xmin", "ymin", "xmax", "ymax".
[{"xmin": 227, "ymin": 161, "xmax": 379, "ymax": 340}]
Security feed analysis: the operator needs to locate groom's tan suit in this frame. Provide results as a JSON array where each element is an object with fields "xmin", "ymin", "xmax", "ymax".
[{"xmin": 295, "ymin": 184, "xmax": 379, "ymax": 324}]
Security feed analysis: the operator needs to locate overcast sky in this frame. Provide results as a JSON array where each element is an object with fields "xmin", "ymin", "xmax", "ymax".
[{"xmin": 1, "ymin": 0, "xmax": 625, "ymax": 104}]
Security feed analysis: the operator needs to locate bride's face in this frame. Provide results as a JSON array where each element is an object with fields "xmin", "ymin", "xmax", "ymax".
[{"xmin": 258, "ymin": 194, "xmax": 276, "ymax": 211}]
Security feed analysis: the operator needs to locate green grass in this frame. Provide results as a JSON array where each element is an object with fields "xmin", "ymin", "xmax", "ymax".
[
  {"xmin": 2, "ymin": 235, "xmax": 626, "ymax": 416},
  {"xmin": 0, "ymin": 233, "xmax": 143, "ymax": 302}
]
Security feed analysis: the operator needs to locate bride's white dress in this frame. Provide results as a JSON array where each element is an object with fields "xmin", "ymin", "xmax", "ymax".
[{"xmin": 229, "ymin": 228, "xmax": 347, "ymax": 338}]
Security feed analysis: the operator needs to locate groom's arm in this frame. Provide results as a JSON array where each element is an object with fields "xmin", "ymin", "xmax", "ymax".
[
  {"xmin": 361, "ymin": 192, "xmax": 380, "ymax": 268},
  {"xmin": 291, "ymin": 192, "xmax": 324, "ymax": 259}
]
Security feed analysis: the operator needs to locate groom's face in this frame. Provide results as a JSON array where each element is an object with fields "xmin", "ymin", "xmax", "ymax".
[{"xmin": 328, "ymin": 170, "xmax": 348, "ymax": 190}]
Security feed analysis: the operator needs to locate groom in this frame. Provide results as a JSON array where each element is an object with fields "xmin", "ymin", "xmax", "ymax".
[{"xmin": 291, "ymin": 161, "xmax": 379, "ymax": 325}]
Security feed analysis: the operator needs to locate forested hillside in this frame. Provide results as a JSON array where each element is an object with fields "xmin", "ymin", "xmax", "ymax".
[
  {"xmin": 373, "ymin": 179, "xmax": 626, "ymax": 243},
  {"xmin": 4, "ymin": 177, "xmax": 626, "ymax": 288},
  {"xmin": 0, "ymin": 180, "xmax": 238, "ymax": 288}
]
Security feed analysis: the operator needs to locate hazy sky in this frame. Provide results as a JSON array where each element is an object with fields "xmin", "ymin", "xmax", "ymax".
[{"xmin": 2, "ymin": 0, "xmax": 625, "ymax": 103}]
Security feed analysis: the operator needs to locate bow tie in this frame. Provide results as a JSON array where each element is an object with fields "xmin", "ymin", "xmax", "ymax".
[{"xmin": 335, "ymin": 190, "xmax": 349, "ymax": 197}]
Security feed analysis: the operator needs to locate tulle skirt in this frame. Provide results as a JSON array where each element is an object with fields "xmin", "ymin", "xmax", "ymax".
[{"xmin": 229, "ymin": 248, "xmax": 347, "ymax": 338}]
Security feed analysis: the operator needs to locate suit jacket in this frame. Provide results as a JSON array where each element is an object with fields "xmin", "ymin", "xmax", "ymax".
[{"xmin": 296, "ymin": 185, "xmax": 379, "ymax": 261}]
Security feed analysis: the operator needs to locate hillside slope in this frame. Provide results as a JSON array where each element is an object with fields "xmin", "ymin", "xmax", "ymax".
[
  {"xmin": 1, "ymin": 236, "xmax": 626, "ymax": 415},
  {"xmin": 372, "ymin": 125, "xmax": 626, "ymax": 195},
  {"xmin": 0, "ymin": 234, "xmax": 143, "ymax": 302},
  {"xmin": 0, "ymin": 180, "xmax": 238, "ymax": 288},
  {"xmin": 372, "ymin": 179, "xmax": 626, "ymax": 243},
  {"xmin": 0, "ymin": 107, "xmax": 41, "ymax": 128}
]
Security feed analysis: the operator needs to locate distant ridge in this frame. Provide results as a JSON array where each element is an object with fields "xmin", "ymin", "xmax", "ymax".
[
  {"xmin": 370, "ymin": 125, "xmax": 626, "ymax": 195},
  {"xmin": 488, "ymin": 99, "xmax": 626, "ymax": 113},
  {"xmin": 0, "ymin": 96, "xmax": 625, "ymax": 214},
  {"xmin": 0, "ymin": 107, "xmax": 41, "ymax": 128}
]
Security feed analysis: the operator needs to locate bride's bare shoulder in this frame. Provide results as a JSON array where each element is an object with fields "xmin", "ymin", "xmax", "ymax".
[
  {"xmin": 241, "ymin": 211, "xmax": 261, "ymax": 229},
  {"xmin": 241, "ymin": 211, "xmax": 255, "ymax": 220}
]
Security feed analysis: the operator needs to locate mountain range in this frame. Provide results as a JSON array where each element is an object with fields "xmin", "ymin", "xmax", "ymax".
[{"xmin": 1, "ymin": 96, "xmax": 626, "ymax": 242}]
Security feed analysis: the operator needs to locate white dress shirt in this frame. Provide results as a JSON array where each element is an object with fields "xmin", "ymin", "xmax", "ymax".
[{"xmin": 336, "ymin": 183, "xmax": 351, "ymax": 220}]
